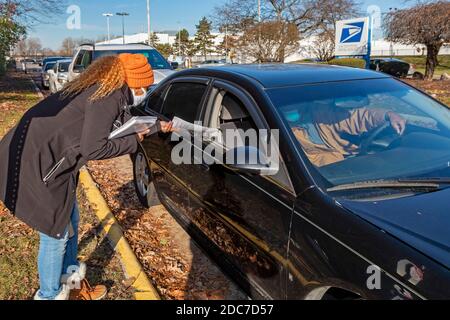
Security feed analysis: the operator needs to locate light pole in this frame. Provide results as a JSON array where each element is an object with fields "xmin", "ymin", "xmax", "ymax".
[
  {"xmin": 102, "ymin": 13, "xmax": 113, "ymax": 43},
  {"xmin": 177, "ymin": 21, "xmax": 181, "ymax": 56},
  {"xmin": 116, "ymin": 12, "xmax": 130, "ymax": 45},
  {"xmin": 258, "ymin": 0, "xmax": 261, "ymax": 23},
  {"xmin": 257, "ymin": 0, "xmax": 261, "ymax": 63},
  {"xmin": 147, "ymin": 0, "xmax": 151, "ymax": 45},
  {"xmin": 225, "ymin": 25, "xmax": 228, "ymax": 60}
]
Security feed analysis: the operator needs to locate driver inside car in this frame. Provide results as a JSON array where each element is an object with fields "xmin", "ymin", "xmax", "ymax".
[{"xmin": 286, "ymin": 98, "xmax": 407, "ymax": 167}]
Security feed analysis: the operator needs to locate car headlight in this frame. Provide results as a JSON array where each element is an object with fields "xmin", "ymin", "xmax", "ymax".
[
  {"xmin": 58, "ymin": 77, "xmax": 67, "ymax": 84},
  {"xmin": 43, "ymin": 74, "xmax": 49, "ymax": 80}
]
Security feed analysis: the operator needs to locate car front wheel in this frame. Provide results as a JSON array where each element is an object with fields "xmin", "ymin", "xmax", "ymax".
[{"xmin": 132, "ymin": 149, "xmax": 159, "ymax": 208}]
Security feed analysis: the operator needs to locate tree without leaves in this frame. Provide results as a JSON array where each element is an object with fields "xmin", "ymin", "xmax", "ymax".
[
  {"xmin": 301, "ymin": 32, "xmax": 335, "ymax": 61},
  {"xmin": 384, "ymin": 1, "xmax": 450, "ymax": 80},
  {"xmin": 59, "ymin": 37, "xmax": 94, "ymax": 57},
  {"xmin": 26, "ymin": 37, "xmax": 41, "ymax": 57},
  {"xmin": 216, "ymin": 34, "xmax": 239, "ymax": 62},
  {"xmin": 194, "ymin": 17, "xmax": 216, "ymax": 60},
  {"xmin": 1, "ymin": 0, "xmax": 67, "ymax": 26},
  {"xmin": 212, "ymin": 0, "xmax": 359, "ymax": 62},
  {"xmin": 240, "ymin": 20, "xmax": 300, "ymax": 62}
]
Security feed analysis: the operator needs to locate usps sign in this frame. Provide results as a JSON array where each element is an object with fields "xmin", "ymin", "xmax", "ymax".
[{"xmin": 335, "ymin": 17, "xmax": 370, "ymax": 56}]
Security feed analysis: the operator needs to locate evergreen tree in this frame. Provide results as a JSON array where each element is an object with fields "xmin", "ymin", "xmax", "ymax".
[
  {"xmin": 173, "ymin": 29, "xmax": 190, "ymax": 56},
  {"xmin": 193, "ymin": 17, "xmax": 216, "ymax": 60},
  {"xmin": 149, "ymin": 32, "xmax": 159, "ymax": 46}
]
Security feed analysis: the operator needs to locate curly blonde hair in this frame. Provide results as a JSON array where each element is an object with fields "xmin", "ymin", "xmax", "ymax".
[{"xmin": 61, "ymin": 55, "xmax": 126, "ymax": 101}]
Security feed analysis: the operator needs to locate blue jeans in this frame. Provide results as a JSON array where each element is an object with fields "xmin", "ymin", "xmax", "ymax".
[{"xmin": 36, "ymin": 201, "xmax": 80, "ymax": 300}]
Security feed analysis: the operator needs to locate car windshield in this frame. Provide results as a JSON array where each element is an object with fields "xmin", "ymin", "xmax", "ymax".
[
  {"xmin": 44, "ymin": 63, "xmax": 56, "ymax": 71},
  {"xmin": 58, "ymin": 62, "xmax": 70, "ymax": 72},
  {"xmin": 93, "ymin": 49, "xmax": 171, "ymax": 70},
  {"xmin": 268, "ymin": 78, "xmax": 450, "ymax": 193}
]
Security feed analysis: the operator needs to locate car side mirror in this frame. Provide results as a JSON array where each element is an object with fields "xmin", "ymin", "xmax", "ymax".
[
  {"xmin": 224, "ymin": 146, "xmax": 278, "ymax": 176},
  {"xmin": 73, "ymin": 65, "xmax": 85, "ymax": 74},
  {"xmin": 170, "ymin": 62, "xmax": 179, "ymax": 70}
]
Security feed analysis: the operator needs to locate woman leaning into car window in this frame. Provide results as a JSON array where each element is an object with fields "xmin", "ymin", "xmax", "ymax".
[{"xmin": 0, "ymin": 53, "xmax": 172, "ymax": 300}]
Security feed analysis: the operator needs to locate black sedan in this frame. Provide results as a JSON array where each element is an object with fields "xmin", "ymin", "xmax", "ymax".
[
  {"xmin": 129, "ymin": 64, "xmax": 450, "ymax": 300},
  {"xmin": 370, "ymin": 58, "xmax": 412, "ymax": 78}
]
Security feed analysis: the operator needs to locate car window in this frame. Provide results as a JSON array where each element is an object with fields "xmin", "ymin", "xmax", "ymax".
[
  {"xmin": 44, "ymin": 63, "xmax": 56, "ymax": 71},
  {"xmin": 93, "ymin": 49, "xmax": 171, "ymax": 70},
  {"xmin": 161, "ymin": 82, "xmax": 207, "ymax": 122},
  {"xmin": 58, "ymin": 62, "xmax": 70, "ymax": 73},
  {"xmin": 145, "ymin": 84, "xmax": 168, "ymax": 113},
  {"xmin": 269, "ymin": 78, "xmax": 450, "ymax": 190},
  {"xmin": 81, "ymin": 51, "xmax": 92, "ymax": 68},
  {"xmin": 206, "ymin": 88, "xmax": 294, "ymax": 191},
  {"xmin": 74, "ymin": 50, "xmax": 85, "ymax": 66}
]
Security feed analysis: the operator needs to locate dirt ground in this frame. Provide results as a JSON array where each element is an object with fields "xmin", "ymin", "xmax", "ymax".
[
  {"xmin": 403, "ymin": 79, "xmax": 450, "ymax": 106},
  {"xmin": 87, "ymin": 157, "xmax": 246, "ymax": 300}
]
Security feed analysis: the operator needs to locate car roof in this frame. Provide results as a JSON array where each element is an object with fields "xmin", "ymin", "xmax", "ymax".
[
  {"xmin": 57, "ymin": 59, "xmax": 73, "ymax": 64},
  {"xmin": 182, "ymin": 63, "xmax": 390, "ymax": 89},
  {"xmin": 80, "ymin": 43, "xmax": 156, "ymax": 51},
  {"xmin": 374, "ymin": 58, "xmax": 405, "ymax": 62}
]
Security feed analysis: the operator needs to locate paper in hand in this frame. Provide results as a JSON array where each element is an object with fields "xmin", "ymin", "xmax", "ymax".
[
  {"xmin": 109, "ymin": 116, "xmax": 159, "ymax": 140},
  {"xmin": 172, "ymin": 117, "xmax": 222, "ymax": 141}
]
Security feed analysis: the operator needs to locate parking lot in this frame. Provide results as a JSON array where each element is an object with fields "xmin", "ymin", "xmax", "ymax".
[
  {"xmin": 1, "ymin": 69, "xmax": 246, "ymax": 300},
  {"xmin": 1, "ymin": 0, "xmax": 449, "ymax": 305}
]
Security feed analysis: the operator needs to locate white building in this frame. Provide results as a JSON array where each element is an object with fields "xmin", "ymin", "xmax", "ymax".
[
  {"xmin": 96, "ymin": 32, "xmax": 178, "ymax": 46},
  {"xmin": 97, "ymin": 31, "xmax": 450, "ymax": 62}
]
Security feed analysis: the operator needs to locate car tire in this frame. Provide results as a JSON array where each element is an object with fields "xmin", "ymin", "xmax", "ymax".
[{"xmin": 132, "ymin": 149, "xmax": 159, "ymax": 208}]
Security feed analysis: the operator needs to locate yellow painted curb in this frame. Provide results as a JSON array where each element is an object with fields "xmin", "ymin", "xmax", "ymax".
[{"xmin": 79, "ymin": 167, "xmax": 161, "ymax": 300}]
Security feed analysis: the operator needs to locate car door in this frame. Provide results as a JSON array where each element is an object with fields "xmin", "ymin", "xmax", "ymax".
[
  {"xmin": 176, "ymin": 81, "xmax": 295, "ymax": 299},
  {"xmin": 49, "ymin": 63, "xmax": 58, "ymax": 92},
  {"xmin": 140, "ymin": 77, "xmax": 211, "ymax": 219}
]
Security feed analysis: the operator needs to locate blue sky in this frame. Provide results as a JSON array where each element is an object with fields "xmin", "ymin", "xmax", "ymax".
[{"xmin": 28, "ymin": 0, "xmax": 408, "ymax": 50}]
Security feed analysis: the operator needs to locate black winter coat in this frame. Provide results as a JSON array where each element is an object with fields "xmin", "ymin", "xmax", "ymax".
[{"xmin": 0, "ymin": 84, "xmax": 138, "ymax": 238}]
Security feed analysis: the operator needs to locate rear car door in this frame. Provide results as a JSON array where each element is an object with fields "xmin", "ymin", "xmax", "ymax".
[{"xmin": 178, "ymin": 81, "xmax": 295, "ymax": 299}]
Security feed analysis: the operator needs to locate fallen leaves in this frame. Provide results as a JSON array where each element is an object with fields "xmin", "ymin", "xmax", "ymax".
[{"xmin": 87, "ymin": 156, "xmax": 244, "ymax": 300}]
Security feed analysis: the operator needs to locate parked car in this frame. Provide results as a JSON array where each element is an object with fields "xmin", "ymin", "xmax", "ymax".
[
  {"xmin": 41, "ymin": 61, "xmax": 57, "ymax": 89},
  {"xmin": 370, "ymin": 58, "xmax": 413, "ymax": 78},
  {"xmin": 42, "ymin": 56, "xmax": 69, "ymax": 68},
  {"xmin": 48, "ymin": 59, "xmax": 72, "ymax": 93},
  {"xmin": 68, "ymin": 43, "xmax": 176, "ymax": 84},
  {"xmin": 129, "ymin": 64, "xmax": 450, "ymax": 300},
  {"xmin": 195, "ymin": 59, "xmax": 228, "ymax": 68}
]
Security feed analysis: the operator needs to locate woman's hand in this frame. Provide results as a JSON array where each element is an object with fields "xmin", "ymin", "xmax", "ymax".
[
  {"xmin": 137, "ymin": 121, "xmax": 173, "ymax": 142},
  {"xmin": 160, "ymin": 121, "xmax": 174, "ymax": 133},
  {"xmin": 137, "ymin": 129, "xmax": 151, "ymax": 142}
]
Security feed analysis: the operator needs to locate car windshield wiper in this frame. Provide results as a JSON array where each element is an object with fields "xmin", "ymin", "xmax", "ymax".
[{"xmin": 327, "ymin": 179, "xmax": 448, "ymax": 192}]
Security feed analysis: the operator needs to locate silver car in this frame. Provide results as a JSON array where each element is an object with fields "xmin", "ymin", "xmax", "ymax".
[
  {"xmin": 48, "ymin": 59, "xmax": 72, "ymax": 93},
  {"xmin": 41, "ymin": 62, "xmax": 57, "ymax": 89},
  {"xmin": 68, "ymin": 43, "xmax": 176, "ymax": 84}
]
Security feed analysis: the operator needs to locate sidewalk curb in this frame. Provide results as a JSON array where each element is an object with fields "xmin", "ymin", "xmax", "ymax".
[
  {"xmin": 79, "ymin": 167, "xmax": 161, "ymax": 300},
  {"xmin": 29, "ymin": 78, "xmax": 44, "ymax": 99}
]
